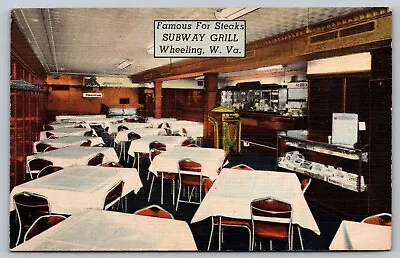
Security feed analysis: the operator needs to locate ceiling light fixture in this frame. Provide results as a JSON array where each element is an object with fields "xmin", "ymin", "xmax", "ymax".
[
  {"xmin": 117, "ymin": 59, "xmax": 132, "ymax": 70},
  {"xmin": 214, "ymin": 8, "xmax": 259, "ymax": 20},
  {"xmin": 256, "ymin": 64, "xmax": 284, "ymax": 72}
]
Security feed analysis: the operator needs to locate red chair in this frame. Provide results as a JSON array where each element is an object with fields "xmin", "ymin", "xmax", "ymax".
[
  {"xmin": 176, "ymin": 159, "xmax": 204, "ymax": 211},
  {"xmin": 36, "ymin": 143, "xmax": 51, "ymax": 153},
  {"xmin": 101, "ymin": 162, "xmax": 124, "ymax": 168},
  {"xmin": 146, "ymin": 141, "xmax": 167, "ymax": 180},
  {"xmin": 231, "ymin": 164, "xmax": 255, "ymax": 170},
  {"xmin": 117, "ymin": 125, "xmax": 129, "ymax": 132},
  {"xmin": 134, "ymin": 204, "xmax": 174, "ymax": 219},
  {"xmin": 80, "ymin": 140, "xmax": 92, "ymax": 147},
  {"xmin": 362, "ymin": 213, "xmax": 392, "ymax": 226},
  {"xmin": 181, "ymin": 138, "xmax": 192, "ymax": 146},
  {"xmin": 43, "ymin": 146, "xmax": 59, "ymax": 152},
  {"xmin": 125, "ymin": 132, "xmax": 141, "ymax": 166},
  {"xmin": 27, "ymin": 158, "xmax": 53, "ymax": 179},
  {"xmin": 87, "ymin": 153, "xmax": 104, "ymax": 166},
  {"xmin": 37, "ymin": 165, "xmax": 63, "ymax": 178},
  {"xmin": 83, "ymin": 130, "xmax": 95, "ymax": 137},
  {"xmin": 13, "ymin": 192, "xmax": 50, "ymax": 246},
  {"xmin": 43, "ymin": 124, "xmax": 54, "ymax": 131},
  {"xmin": 103, "ymin": 180, "xmax": 125, "ymax": 211},
  {"xmin": 24, "ymin": 215, "xmax": 66, "ymax": 242},
  {"xmin": 147, "ymin": 148, "xmax": 177, "ymax": 205},
  {"xmin": 203, "ymin": 178, "xmax": 252, "ymax": 251},
  {"xmin": 250, "ymin": 197, "xmax": 293, "ymax": 251},
  {"xmin": 297, "ymin": 177, "xmax": 312, "ymax": 250},
  {"xmin": 45, "ymin": 132, "xmax": 57, "ymax": 139}
]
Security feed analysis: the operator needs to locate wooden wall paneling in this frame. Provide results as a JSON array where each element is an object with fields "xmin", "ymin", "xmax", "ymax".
[
  {"xmin": 368, "ymin": 79, "xmax": 392, "ymax": 215},
  {"xmin": 308, "ymin": 77, "xmax": 345, "ymax": 131}
]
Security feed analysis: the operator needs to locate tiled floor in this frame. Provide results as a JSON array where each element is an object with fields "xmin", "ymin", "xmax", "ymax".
[{"xmin": 9, "ymin": 138, "xmax": 342, "ymax": 251}]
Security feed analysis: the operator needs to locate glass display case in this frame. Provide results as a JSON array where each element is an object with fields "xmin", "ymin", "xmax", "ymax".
[{"xmin": 277, "ymin": 135, "xmax": 368, "ymax": 192}]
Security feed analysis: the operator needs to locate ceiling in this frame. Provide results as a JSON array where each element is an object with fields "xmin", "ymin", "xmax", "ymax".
[{"xmin": 12, "ymin": 7, "xmax": 369, "ymax": 78}]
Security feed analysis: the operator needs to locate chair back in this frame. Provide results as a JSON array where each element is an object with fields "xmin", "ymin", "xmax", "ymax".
[
  {"xmin": 164, "ymin": 128, "xmax": 173, "ymax": 136},
  {"xmin": 80, "ymin": 140, "xmax": 92, "ymax": 147},
  {"xmin": 231, "ymin": 164, "xmax": 255, "ymax": 171},
  {"xmin": 24, "ymin": 215, "xmax": 66, "ymax": 242},
  {"xmin": 83, "ymin": 130, "xmax": 95, "ymax": 137},
  {"xmin": 157, "ymin": 122, "xmax": 170, "ymax": 129},
  {"xmin": 118, "ymin": 125, "xmax": 129, "ymax": 132},
  {"xmin": 13, "ymin": 192, "xmax": 50, "ymax": 245},
  {"xmin": 181, "ymin": 139, "xmax": 192, "ymax": 146},
  {"xmin": 101, "ymin": 162, "xmax": 124, "ymax": 168},
  {"xmin": 37, "ymin": 165, "xmax": 63, "ymax": 178},
  {"xmin": 87, "ymin": 153, "xmax": 105, "ymax": 166},
  {"xmin": 134, "ymin": 205, "xmax": 174, "ymax": 219},
  {"xmin": 179, "ymin": 159, "xmax": 202, "ymax": 173},
  {"xmin": 185, "ymin": 143, "xmax": 200, "ymax": 148},
  {"xmin": 181, "ymin": 128, "xmax": 188, "ymax": 137},
  {"xmin": 28, "ymin": 159, "xmax": 53, "ymax": 173},
  {"xmin": 45, "ymin": 132, "xmax": 56, "ymax": 139},
  {"xmin": 127, "ymin": 132, "xmax": 141, "ymax": 141},
  {"xmin": 150, "ymin": 148, "xmax": 162, "ymax": 162},
  {"xmin": 251, "ymin": 197, "xmax": 292, "ymax": 220},
  {"xmin": 103, "ymin": 180, "xmax": 124, "ymax": 210},
  {"xmin": 36, "ymin": 143, "xmax": 51, "ymax": 152},
  {"xmin": 149, "ymin": 141, "xmax": 166, "ymax": 151},
  {"xmin": 362, "ymin": 213, "xmax": 392, "ymax": 226},
  {"xmin": 44, "ymin": 146, "xmax": 59, "ymax": 152},
  {"xmin": 43, "ymin": 124, "xmax": 54, "ymax": 131},
  {"xmin": 300, "ymin": 178, "xmax": 312, "ymax": 193},
  {"xmin": 203, "ymin": 178, "xmax": 214, "ymax": 195}
]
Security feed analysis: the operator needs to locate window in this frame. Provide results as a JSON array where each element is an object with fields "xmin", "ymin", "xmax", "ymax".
[{"xmin": 120, "ymin": 98, "xmax": 130, "ymax": 104}]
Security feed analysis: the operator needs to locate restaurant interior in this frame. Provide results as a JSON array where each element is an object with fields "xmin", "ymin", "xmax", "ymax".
[{"xmin": 9, "ymin": 7, "xmax": 392, "ymax": 251}]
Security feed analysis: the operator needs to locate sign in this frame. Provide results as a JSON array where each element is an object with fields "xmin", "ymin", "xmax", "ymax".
[
  {"xmin": 154, "ymin": 20, "xmax": 246, "ymax": 58},
  {"xmin": 332, "ymin": 113, "xmax": 358, "ymax": 147},
  {"xmin": 83, "ymin": 92, "xmax": 103, "ymax": 98}
]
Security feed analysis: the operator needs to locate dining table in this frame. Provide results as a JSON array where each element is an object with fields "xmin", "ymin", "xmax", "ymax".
[
  {"xmin": 40, "ymin": 127, "xmax": 95, "ymax": 140},
  {"xmin": 191, "ymin": 168, "xmax": 321, "ymax": 250},
  {"xmin": 10, "ymin": 165, "xmax": 142, "ymax": 215},
  {"xmin": 26, "ymin": 146, "xmax": 118, "ymax": 172},
  {"xmin": 329, "ymin": 220, "xmax": 391, "ymax": 250},
  {"xmin": 32, "ymin": 136, "xmax": 104, "ymax": 153},
  {"xmin": 12, "ymin": 209, "xmax": 197, "ymax": 251},
  {"xmin": 148, "ymin": 146, "xmax": 227, "ymax": 204}
]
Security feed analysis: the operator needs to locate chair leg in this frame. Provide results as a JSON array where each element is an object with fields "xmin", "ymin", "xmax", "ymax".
[
  {"xmin": 269, "ymin": 240, "xmax": 272, "ymax": 251},
  {"xmin": 298, "ymin": 226, "xmax": 304, "ymax": 250},
  {"xmin": 148, "ymin": 176, "xmax": 155, "ymax": 202},
  {"xmin": 207, "ymin": 219, "xmax": 214, "ymax": 251},
  {"xmin": 176, "ymin": 182, "xmax": 182, "ymax": 211},
  {"xmin": 172, "ymin": 180, "xmax": 175, "ymax": 206},
  {"xmin": 218, "ymin": 217, "xmax": 222, "ymax": 251}
]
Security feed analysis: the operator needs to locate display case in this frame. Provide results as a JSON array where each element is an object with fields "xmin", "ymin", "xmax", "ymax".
[{"xmin": 277, "ymin": 134, "xmax": 367, "ymax": 192}]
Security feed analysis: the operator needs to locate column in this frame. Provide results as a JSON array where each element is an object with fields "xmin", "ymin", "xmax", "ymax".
[
  {"xmin": 202, "ymin": 73, "xmax": 219, "ymax": 147},
  {"xmin": 154, "ymin": 80, "xmax": 162, "ymax": 118}
]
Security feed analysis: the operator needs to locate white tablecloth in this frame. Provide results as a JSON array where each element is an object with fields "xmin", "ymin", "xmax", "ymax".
[
  {"xmin": 10, "ymin": 165, "xmax": 142, "ymax": 214},
  {"xmin": 12, "ymin": 209, "xmax": 197, "ymax": 251},
  {"xmin": 56, "ymin": 115, "xmax": 107, "ymax": 122},
  {"xmin": 40, "ymin": 128, "xmax": 94, "ymax": 140},
  {"xmin": 148, "ymin": 147, "xmax": 226, "ymax": 180},
  {"xmin": 115, "ymin": 128, "xmax": 165, "ymax": 144},
  {"xmin": 26, "ymin": 146, "xmax": 118, "ymax": 169},
  {"xmin": 329, "ymin": 220, "xmax": 391, "ymax": 250},
  {"xmin": 146, "ymin": 117, "xmax": 177, "ymax": 128},
  {"xmin": 48, "ymin": 121, "xmax": 90, "ymax": 129},
  {"xmin": 108, "ymin": 122, "xmax": 152, "ymax": 134},
  {"xmin": 191, "ymin": 168, "xmax": 320, "ymax": 235},
  {"xmin": 33, "ymin": 136, "xmax": 104, "ymax": 153},
  {"xmin": 127, "ymin": 135, "xmax": 188, "ymax": 155}
]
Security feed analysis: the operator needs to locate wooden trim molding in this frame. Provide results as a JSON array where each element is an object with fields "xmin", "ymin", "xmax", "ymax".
[{"xmin": 129, "ymin": 7, "xmax": 391, "ymax": 83}]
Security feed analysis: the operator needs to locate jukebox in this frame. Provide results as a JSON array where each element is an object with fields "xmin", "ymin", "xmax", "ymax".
[{"xmin": 208, "ymin": 106, "xmax": 241, "ymax": 155}]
